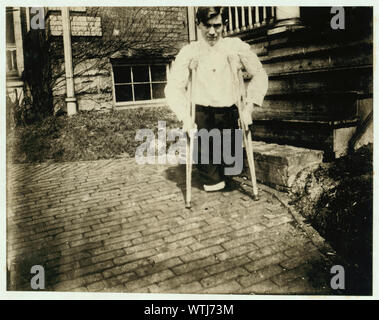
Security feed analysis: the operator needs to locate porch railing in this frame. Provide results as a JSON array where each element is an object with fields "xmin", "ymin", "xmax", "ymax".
[{"xmin": 225, "ymin": 6, "xmax": 276, "ymax": 35}]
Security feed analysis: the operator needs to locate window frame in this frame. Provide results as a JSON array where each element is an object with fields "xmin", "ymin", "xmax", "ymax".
[{"xmin": 111, "ymin": 61, "xmax": 169, "ymax": 106}]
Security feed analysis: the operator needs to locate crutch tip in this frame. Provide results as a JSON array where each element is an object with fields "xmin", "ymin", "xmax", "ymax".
[
  {"xmin": 252, "ymin": 194, "xmax": 259, "ymax": 201},
  {"xmin": 185, "ymin": 202, "xmax": 192, "ymax": 209}
]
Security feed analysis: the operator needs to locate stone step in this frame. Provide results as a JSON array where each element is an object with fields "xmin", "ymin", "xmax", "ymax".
[{"xmin": 243, "ymin": 141, "xmax": 323, "ymax": 191}]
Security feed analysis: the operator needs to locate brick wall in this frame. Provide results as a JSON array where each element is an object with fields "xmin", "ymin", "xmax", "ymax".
[
  {"xmin": 48, "ymin": 15, "xmax": 102, "ymax": 37},
  {"xmin": 95, "ymin": 7, "xmax": 189, "ymax": 56}
]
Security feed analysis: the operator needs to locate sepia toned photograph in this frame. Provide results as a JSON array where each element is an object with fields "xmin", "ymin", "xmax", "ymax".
[{"xmin": 4, "ymin": 4, "xmax": 373, "ymax": 297}]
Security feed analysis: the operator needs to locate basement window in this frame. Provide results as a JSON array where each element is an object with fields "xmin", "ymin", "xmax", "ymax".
[{"xmin": 112, "ymin": 63, "xmax": 168, "ymax": 105}]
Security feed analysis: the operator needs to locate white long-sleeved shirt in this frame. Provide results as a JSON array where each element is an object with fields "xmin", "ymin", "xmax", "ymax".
[{"xmin": 164, "ymin": 36, "xmax": 268, "ymax": 122}]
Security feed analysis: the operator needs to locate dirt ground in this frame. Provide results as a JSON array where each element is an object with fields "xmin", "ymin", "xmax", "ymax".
[{"xmin": 289, "ymin": 144, "xmax": 373, "ymax": 295}]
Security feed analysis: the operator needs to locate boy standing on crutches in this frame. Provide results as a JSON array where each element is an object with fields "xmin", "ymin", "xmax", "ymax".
[{"xmin": 165, "ymin": 7, "xmax": 268, "ymax": 206}]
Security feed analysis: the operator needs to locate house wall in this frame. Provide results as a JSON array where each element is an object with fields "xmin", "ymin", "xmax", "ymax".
[
  {"xmin": 44, "ymin": 7, "xmax": 189, "ymax": 112},
  {"xmin": 17, "ymin": 6, "xmax": 372, "ymax": 157},
  {"xmin": 238, "ymin": 7, "xmax": 373, "ymax": 158}
]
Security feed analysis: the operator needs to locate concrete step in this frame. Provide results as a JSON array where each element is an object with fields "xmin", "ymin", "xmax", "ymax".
[{"xmin": 243, "ymin": 141, "xmax": 323, "ymax": 191}]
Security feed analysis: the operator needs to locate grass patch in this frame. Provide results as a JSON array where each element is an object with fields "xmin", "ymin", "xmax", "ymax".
[{"xmin": 7, "ymin": 106, "xmax": 181, "ymax": 164}]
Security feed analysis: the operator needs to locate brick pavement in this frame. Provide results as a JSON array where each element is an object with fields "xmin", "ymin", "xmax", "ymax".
[{"xmin": 7, "ymin": 158, "xmax": 339, "ymax": 294}]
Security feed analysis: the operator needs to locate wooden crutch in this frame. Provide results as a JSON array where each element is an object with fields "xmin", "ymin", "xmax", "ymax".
[
  {"xmin": 185, "ymin": 64, "xmax": 197, "ymax": 208},
  {"xmin": 233, "ymin": 63, "xmax": 259, "ymax": 201}
]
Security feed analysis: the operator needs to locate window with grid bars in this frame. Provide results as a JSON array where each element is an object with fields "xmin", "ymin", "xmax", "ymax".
[
  {"xmin": 6, "ymin": 7, "xmax": 18, "ymax": 75},
  {"xmin": 112, "ymin": 64, "xmax": 168, "ymax": 103}
]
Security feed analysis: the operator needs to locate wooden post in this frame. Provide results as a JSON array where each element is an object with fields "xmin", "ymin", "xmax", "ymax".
[
  {"xmin": 241, "ymin": 7, "xmax": 246, "ymax": 30},
  {"xmin": 26, "ymin": 7, "xmax": 31, "ymax": 32},
  {"xmin": 271, "ymin": 7, "xmax": 275, "ymax": 22},
  {"xmin": 248, "ymin": 7, "xmax": 253, "ymax": 29},
  {"xmin": 187, "ymin": 6, "xmax": 197, "ymax": 42},
  {"xmin": 255, "ymin": 7, "xmax": 260, "ymax": 27},
  {"xmin": 263, "ymin": 7, "xmax": 267, "ymax": 24},
  {"xmin": 13, "ymin": 7, "xmax": 24, "ymax": 76},
  {"xmin": 61, "ymin": 7, "xmax": 77, "ymax": 115},
  {"xmin": 275, "ymin": 6, "xmax": 300, "ymax": 26},
  {"xmin": 234, "ymin": 7, "xmax": 240, "ymax": 32},
  {"xmin": 228, "ymin": 7, "xmax": 233, "ymax": 34}
]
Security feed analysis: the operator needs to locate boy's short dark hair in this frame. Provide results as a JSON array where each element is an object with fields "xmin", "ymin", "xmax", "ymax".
[{"xmin": 196, "ymin": 7, "xmax": 228, "ymax": 25}]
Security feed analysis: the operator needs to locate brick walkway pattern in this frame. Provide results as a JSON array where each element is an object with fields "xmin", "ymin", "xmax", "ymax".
[{"xmin": 7, "ymin": 158, "xmax": 337, "ymax": 294}]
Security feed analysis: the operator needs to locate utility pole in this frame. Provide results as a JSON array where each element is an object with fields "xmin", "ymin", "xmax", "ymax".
[{"xmin": 61, "ymin": 7, "xmax": 77, "ymax": 115}]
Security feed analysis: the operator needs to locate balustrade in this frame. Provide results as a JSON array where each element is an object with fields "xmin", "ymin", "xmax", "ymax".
[{"xmin": 225, "ymin": 6, "xmax": 276, "ymax": 35}]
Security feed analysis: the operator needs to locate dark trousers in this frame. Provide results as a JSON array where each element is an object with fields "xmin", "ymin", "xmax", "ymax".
[{"xmin": 194, "ymin": 105, "xmax": 239, "ymax": 184}]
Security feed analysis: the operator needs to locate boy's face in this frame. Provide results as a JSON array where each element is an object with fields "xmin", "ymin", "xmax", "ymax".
[{"xmin": 198, "ymin": 14, "xmax": 223, "ymax": 46}]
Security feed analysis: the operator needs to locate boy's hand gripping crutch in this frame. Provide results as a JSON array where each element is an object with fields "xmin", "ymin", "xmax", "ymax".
[
  {"xmin": 229, "ymin": 57, "xmax": 259, "ymax": 201},
  {"xmin": 185, "ymin": 61, "xmax": 197, "ymax": 208}
]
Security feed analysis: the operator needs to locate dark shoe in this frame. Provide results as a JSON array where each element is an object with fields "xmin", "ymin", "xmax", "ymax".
[{"xmin": 223, "ymin": 177, "xmax": 239, "ymax": 191}]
